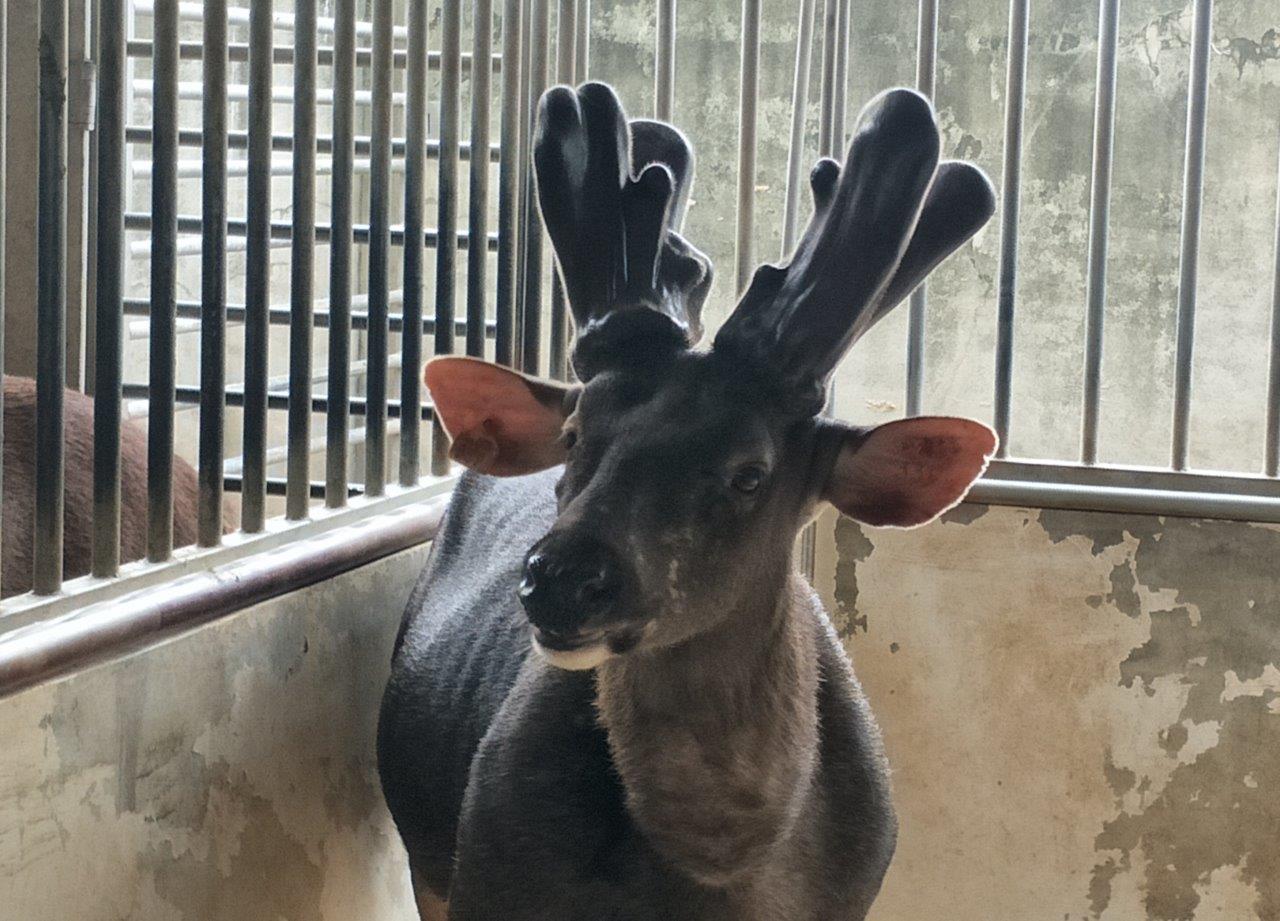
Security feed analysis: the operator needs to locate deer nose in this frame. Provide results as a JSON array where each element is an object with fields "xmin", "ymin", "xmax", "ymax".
[{"xmin": 519, "ymin": 539, "xmax": 622, "ymax": 635}]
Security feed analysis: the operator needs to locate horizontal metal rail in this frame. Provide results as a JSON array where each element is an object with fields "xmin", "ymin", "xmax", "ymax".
[
  {"xmin": 126, "ymin": 39, "xmax": 501, "ymax": 71},
  {"xmin": 124, "ymin": 126, "xmax": 500, "ymax": 161},
  {"xmin": 122, "ymin": 211, "xmax": 499, "ymax": 250},
  {"xmin": 133, "ymin": 0, "xmax": 411, "ymax": 41}
]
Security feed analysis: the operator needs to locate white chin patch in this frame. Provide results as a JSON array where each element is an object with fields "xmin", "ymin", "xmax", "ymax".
[{"xmin": 532, "ymin": 638, "xmax": 614, "ymax": 671}]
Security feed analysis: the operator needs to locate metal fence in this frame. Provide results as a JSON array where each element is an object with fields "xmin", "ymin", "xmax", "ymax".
[{"xmin": 5, "ymin": 0, "xmax": 1280, "ymax": 609}]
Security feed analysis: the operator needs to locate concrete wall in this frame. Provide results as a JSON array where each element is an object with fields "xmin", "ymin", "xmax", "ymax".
[
  {"xmin": 830, "ymin": 504, "xmax": 1280, "ymax": 921},
  {"xmin": 0, "ymin": 544, "xmax": 429, "ymax": 921}
]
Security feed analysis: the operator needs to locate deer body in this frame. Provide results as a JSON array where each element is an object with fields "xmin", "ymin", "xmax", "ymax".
[
  {"xmin": 379, "ymin": 84, "xmax": 996, "ymax": 919},
  {"xmin": 380, "ymin": 469, "xmax": 896, "ymax": 920}
]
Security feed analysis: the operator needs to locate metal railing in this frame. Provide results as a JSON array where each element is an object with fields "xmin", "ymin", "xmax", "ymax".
[{"xmin": 5, "ymin": 0, "xmax": 1280, "ymax": 618}]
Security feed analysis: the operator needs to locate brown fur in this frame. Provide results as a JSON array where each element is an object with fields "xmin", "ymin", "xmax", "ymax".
[{"xmin": 1, "ymin": 375, "xmax": 208, "ymax": 597}]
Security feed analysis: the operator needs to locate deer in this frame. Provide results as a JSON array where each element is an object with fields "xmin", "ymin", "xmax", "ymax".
[
  {"xmin": 1, "ymin": 375, "xmax": 205, "ymax": 597},
  {"xmin": 378, "ymin": 82, "xmax": 996, "ymax": 920}
]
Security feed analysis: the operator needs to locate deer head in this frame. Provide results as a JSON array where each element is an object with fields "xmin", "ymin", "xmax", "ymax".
[{"xmin": 425, "ymin": 83, "xmax": 997, "ymax": 669}]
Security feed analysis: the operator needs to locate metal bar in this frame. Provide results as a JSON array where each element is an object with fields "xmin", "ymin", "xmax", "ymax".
[
  {"xmin": 124, "ymin": 125, "xmax": 500, "ymax": 161},
  {"xmin": 122, "ymin": 297, "xmax": 495, "ymax": 337},
  {"xmin": 327, "ymin": 0, "xmax": 356, "ymax": 509},
  {"xmin": 147, "ymin": 0, "xmax": 179, "ymax": 561},
  {"xmin": 431, "ymin": 0, "xmax": 463, "ymax": 476},
  {"xmin": 734, "ymin": 0, "xmax": 761, "ymax": 295},
  {"xmin": 520, "ymin": 0, "xmax": 550, "ymax": 374},
  {"xmin": 365, "ymin": 0, "xmax": 394, "ymax": 497},
  {"xmin": 1080, "ymin": 0, "xmax": 1119, "ymax": 465},
  {"xmin": 240, "ymin": 0, "xmax": 274, "ymax": 532},
  {"xmin": 514, "ymin": 0, "xmax": 533, "ymax": 365},
  {"xmin": 548, "ymin": 0, "xmax": 575, "ymax": 379},
  {"xmin": 655, "ymin": 0, "xmax": 675, "ymax": 120},
  {"xmin": 92, "ymin": 0, "xmax": 125, "ymax": 575},
  {"xmin": 1170, "ymin": 0, "xmax": 1213, "ymax": 472},
  {"xmin": 286, "ymin": 0, "xmax": 317, "ymax": 520},
  {"xmin": 575, "ymin": 0, "xmax": 590, "ymax": 79},
  {"xmin": 992, "ymin": 0, "xmax": 1029, "ymax": 458},
  {"xmin": 400, "ymin": 0, "xmax": 428, "ymax": 488},
  {"xmin": 818, "ymin": 0, "xmax": 837, "ymax": 157},
  {"xmin": 905, "ymin": 0, "xmax": 938, "ymax": 417},
  {"xmin": 468, "ymin": 0, "xmax": 495, "ymax": 362},
  {"xmin": 0, "ymin": 498, "xmax": 448, "ymax": 702},
  {"xmin": 781, "ymin": 0, "xmax": 815, "ymax": 257},
  {"xmin": 225, "ymin": 476, "xmax": 360, "ymax": 499},
  {"xmin": 832, "ymin": 0, "xmax": 849, "ymax": 151},
  {"xmin": 35, "ymin": 0, "xmax": 69, "ymax": 594},
  {"xmin": 1268, "ymin": 136, "xmax": 1280, "ymax": 478},
  {"xmin": 495, "ymin": 0, "xmax": 523, "ymax": 367},
  {"xmin": 198, "ymin": 0, "xmax": 228, "ymax": 547},
  {"xmin": 132, "ymin": 0, "xmax": 411, "ymax": 40},
  {"xmin": 126, "ymin": 38, "xmax": 502, "ymax": 71}
]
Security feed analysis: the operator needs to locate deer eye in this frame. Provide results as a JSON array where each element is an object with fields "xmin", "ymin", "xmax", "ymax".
[
  {"xmin": 561, "ymin": 429, "xmax": 578, "ymax": 451},
  {"xmin": 730, "ymin": 465, "xmax": 765, "ymax": 495}
]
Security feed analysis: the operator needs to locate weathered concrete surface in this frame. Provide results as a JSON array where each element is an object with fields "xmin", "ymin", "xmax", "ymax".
[
  {"xmin": 830, "ymin": 504, "xmax": 1280, "ymax": 921},
  {"xmin": 0, "ymin": 544, "xmax": 429, "ymax": 921}
]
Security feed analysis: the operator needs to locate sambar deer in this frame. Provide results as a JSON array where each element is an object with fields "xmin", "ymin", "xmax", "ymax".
[{"xmin": 379, "ymin": 83, "xmax": 996, "ymax": 920}]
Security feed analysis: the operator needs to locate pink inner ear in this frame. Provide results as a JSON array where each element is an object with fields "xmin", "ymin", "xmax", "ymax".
[
  {"xmin": 825, "ymin": 416, "xmax": 997, "ymax": 528},
  {"xmin": 423, "ymin": 356, "xmax": 569, "ymax": 476}
]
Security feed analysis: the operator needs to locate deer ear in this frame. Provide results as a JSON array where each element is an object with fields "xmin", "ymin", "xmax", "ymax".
[
  {"xmin": 821, "ymin": 417, "xmax": 997, "ymax": 528},
  {"xmin": 424, "ymin": 357, "xmax": 578, "ymax": 476}
]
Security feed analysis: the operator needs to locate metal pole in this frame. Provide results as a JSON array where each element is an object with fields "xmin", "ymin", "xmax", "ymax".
[
  {"xmin": 431, "ymin": 0, "xmax": 462, "ymax": 475},
  {"xmin": 467, "ymin": 0, "xmax": 495, "ymax": 361},
  {"xmin": 366, "ymin": 0, "xmax": 394, "ymax": 496},
  {"xmin": 575, "ymin": 0, "xmax": 590, "ymax": 80},
  {"xmin": 1170, "ymin": 0, "xmax": 1213, "ymax": 471},
  {"xmin": 1267, "ymin": 132, "xmax": 1280, "ymax": 478},
  {"xmin": 655, "ymin": 0, "xmax": 675, "ymax": 121},
  {"xmin": 286, "ymin": 0, "xmax": 317, "ymax": 519},
  {"xmin": 781, "ymin": 0, "xmax": 815, "ymax": 258},
  {"xmin": 400, "ymin": 0, "xmax": 428, "ymax": 486},
  {"xmin": 325, "ymin": 0, "xmax": 355, "ymax": 507},
  {"xmin": 1080, "ymin": 0, "xmax": 1119, "ymax": 464},
  {"xmin": 0, "ymin": 0, "xmax": 6, "ymax": 596},
  {"xmin": 241, "ymin": 0, "xmax": 274, "ymax": 531},
  {"xmin": 905, "ymin": 0, "xmax": 937, "ymax": 417},
  {"xmin": 495, "ymin": 0, "xmax": 523, "ymax": 367},
  {"xmin": 992, "ymin": 0, "xmax": 1029, "ymax": 458},
  {"xmin": 548, "ymin": 0, "xmax": 574, "ymax": 379},
  {"xmin": 519, "ymin": 0, "xmax": 549, "ymax": 375},
  {"xmin": 817, "ymin": 0, "xmax": 837, "ymax": 157},
  {"xmin": 35, "ymin": 0, "xmax": 68, "ymax": 593},
  {"xmin": 93, "ymin": 0, "xmax": 126, "ymax": 572},
  {"xmin": 734, "ymin": 0, "xmax": 761, "ymax": 295},
  {"xmin": 832, "ymin": 0, "xmax": 849, "ymax": 151}
]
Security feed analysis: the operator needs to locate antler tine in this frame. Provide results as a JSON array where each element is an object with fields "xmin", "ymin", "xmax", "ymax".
[
  {"xmin": 534, "ymin": 83, "xmax": 712, "ymax": 380},
  {"xmin": 714, "ymin": 88, "xmax": 943, "ymax": 407}
]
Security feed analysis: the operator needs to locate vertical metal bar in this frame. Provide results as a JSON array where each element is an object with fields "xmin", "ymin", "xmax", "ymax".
[
  {"xmin": 514, "ymin": 0, "xmax": 533, "ymax": 363},
  {"xmin": 574, "ymin": 0, "xmax": 590, "ymax": 79},
  {"xmin": 495, "ymin": 0, "xmax": 523, "ymax": 367},
  {"xmin": 466, "ymin": 0, "xmax": 493, "ymax": 364},
  {"xmin": 400, "ymin": 0, "xmax": 428, "ymax": 486},
  {"xmin": 831, "ymin": 0, "xmax": 849, "ymax": 152},
  {"xmin": 1170, "ymin": 0, "xmax": 1213, "ymax": 472},
  {"xmin": 992, "ymin": 0, "xmax": 1029, "ymax": 458},
  {"xmin": 1080, "ymin": 0, "xmax": 1119, "ymax": 465},
  {"xmin": 286, "ymin": 0, "xmax": 317, "ymax": 519},
  {"xmin": 547, "ymin": 0, "xmax": 574, "ymax": 379},
  {"xmin": 905, "ymin": 0, "xmax": 937, "ymax": 418},
  {"xmin": 35, "ymin": 0, "xmax": 68, "ymax": 594},
  {"xmin": 818, "ymin": 0, "xmax": 837, "ymax": 157},
  {"xmin": 198, "ymin": 0, "xmax": 228, "ymax": 545},
  {"xmin": 147, "ymin": 0, "xmax": 178, "ymax": 560},
  {"xmin": 734, "ymin": 0, "xmax": 761, "ymax": 295},
  {"xmin": 781, "ymin": 0, "xmax": 815, "ymax": 258},
  {"xmin": 1266, "ymin": 134, "xmax": 1280, "ymax": 478},
  {"xmin": 241, "ymin": 0, "xmax": 274, "ymax": 531},
  {"xmin": 655, "ymin": 0, "xmax": 675, "ymax": 121},
  {"xmin": 326, "ymin": 0, "xmax": 355, "ymax": 507},
  {"xmin": 431, "ymin": 0, "xmax": 462, "ymax": 476},
  {"xmin": 92, "ymin": 0, "xmax": 125, "ymax": 573},
  {"xmin": 366, "ymin": 0, "xmax": 394, "ymax": 495},
  {"xmin": 519, "ymin": 0, "xmax": 549, "ymax": 374}
]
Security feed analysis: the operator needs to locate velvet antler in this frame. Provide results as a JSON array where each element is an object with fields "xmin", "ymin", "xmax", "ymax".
[
  {"xmin": 714, "ymin": 88, "xmax": 996, "ymax": 411},
  {"xmin": 534, "ymin": 82, "xmax": 713, "ymax": 380}
]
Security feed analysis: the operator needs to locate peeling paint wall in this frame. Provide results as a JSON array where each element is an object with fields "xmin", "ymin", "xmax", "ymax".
[
  {"xmin": 830, "ymin": 504, "xmax": 1280, "ymax": 921},
  {"xmin": 0, "ymin": 545, "xmax": 429, "ymax": 921}
]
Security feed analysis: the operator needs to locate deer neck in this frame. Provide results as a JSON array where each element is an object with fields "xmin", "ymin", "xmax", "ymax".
[{"xmin": 593, "ymin": 573, "xmax": 820, "ymax": 887}]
